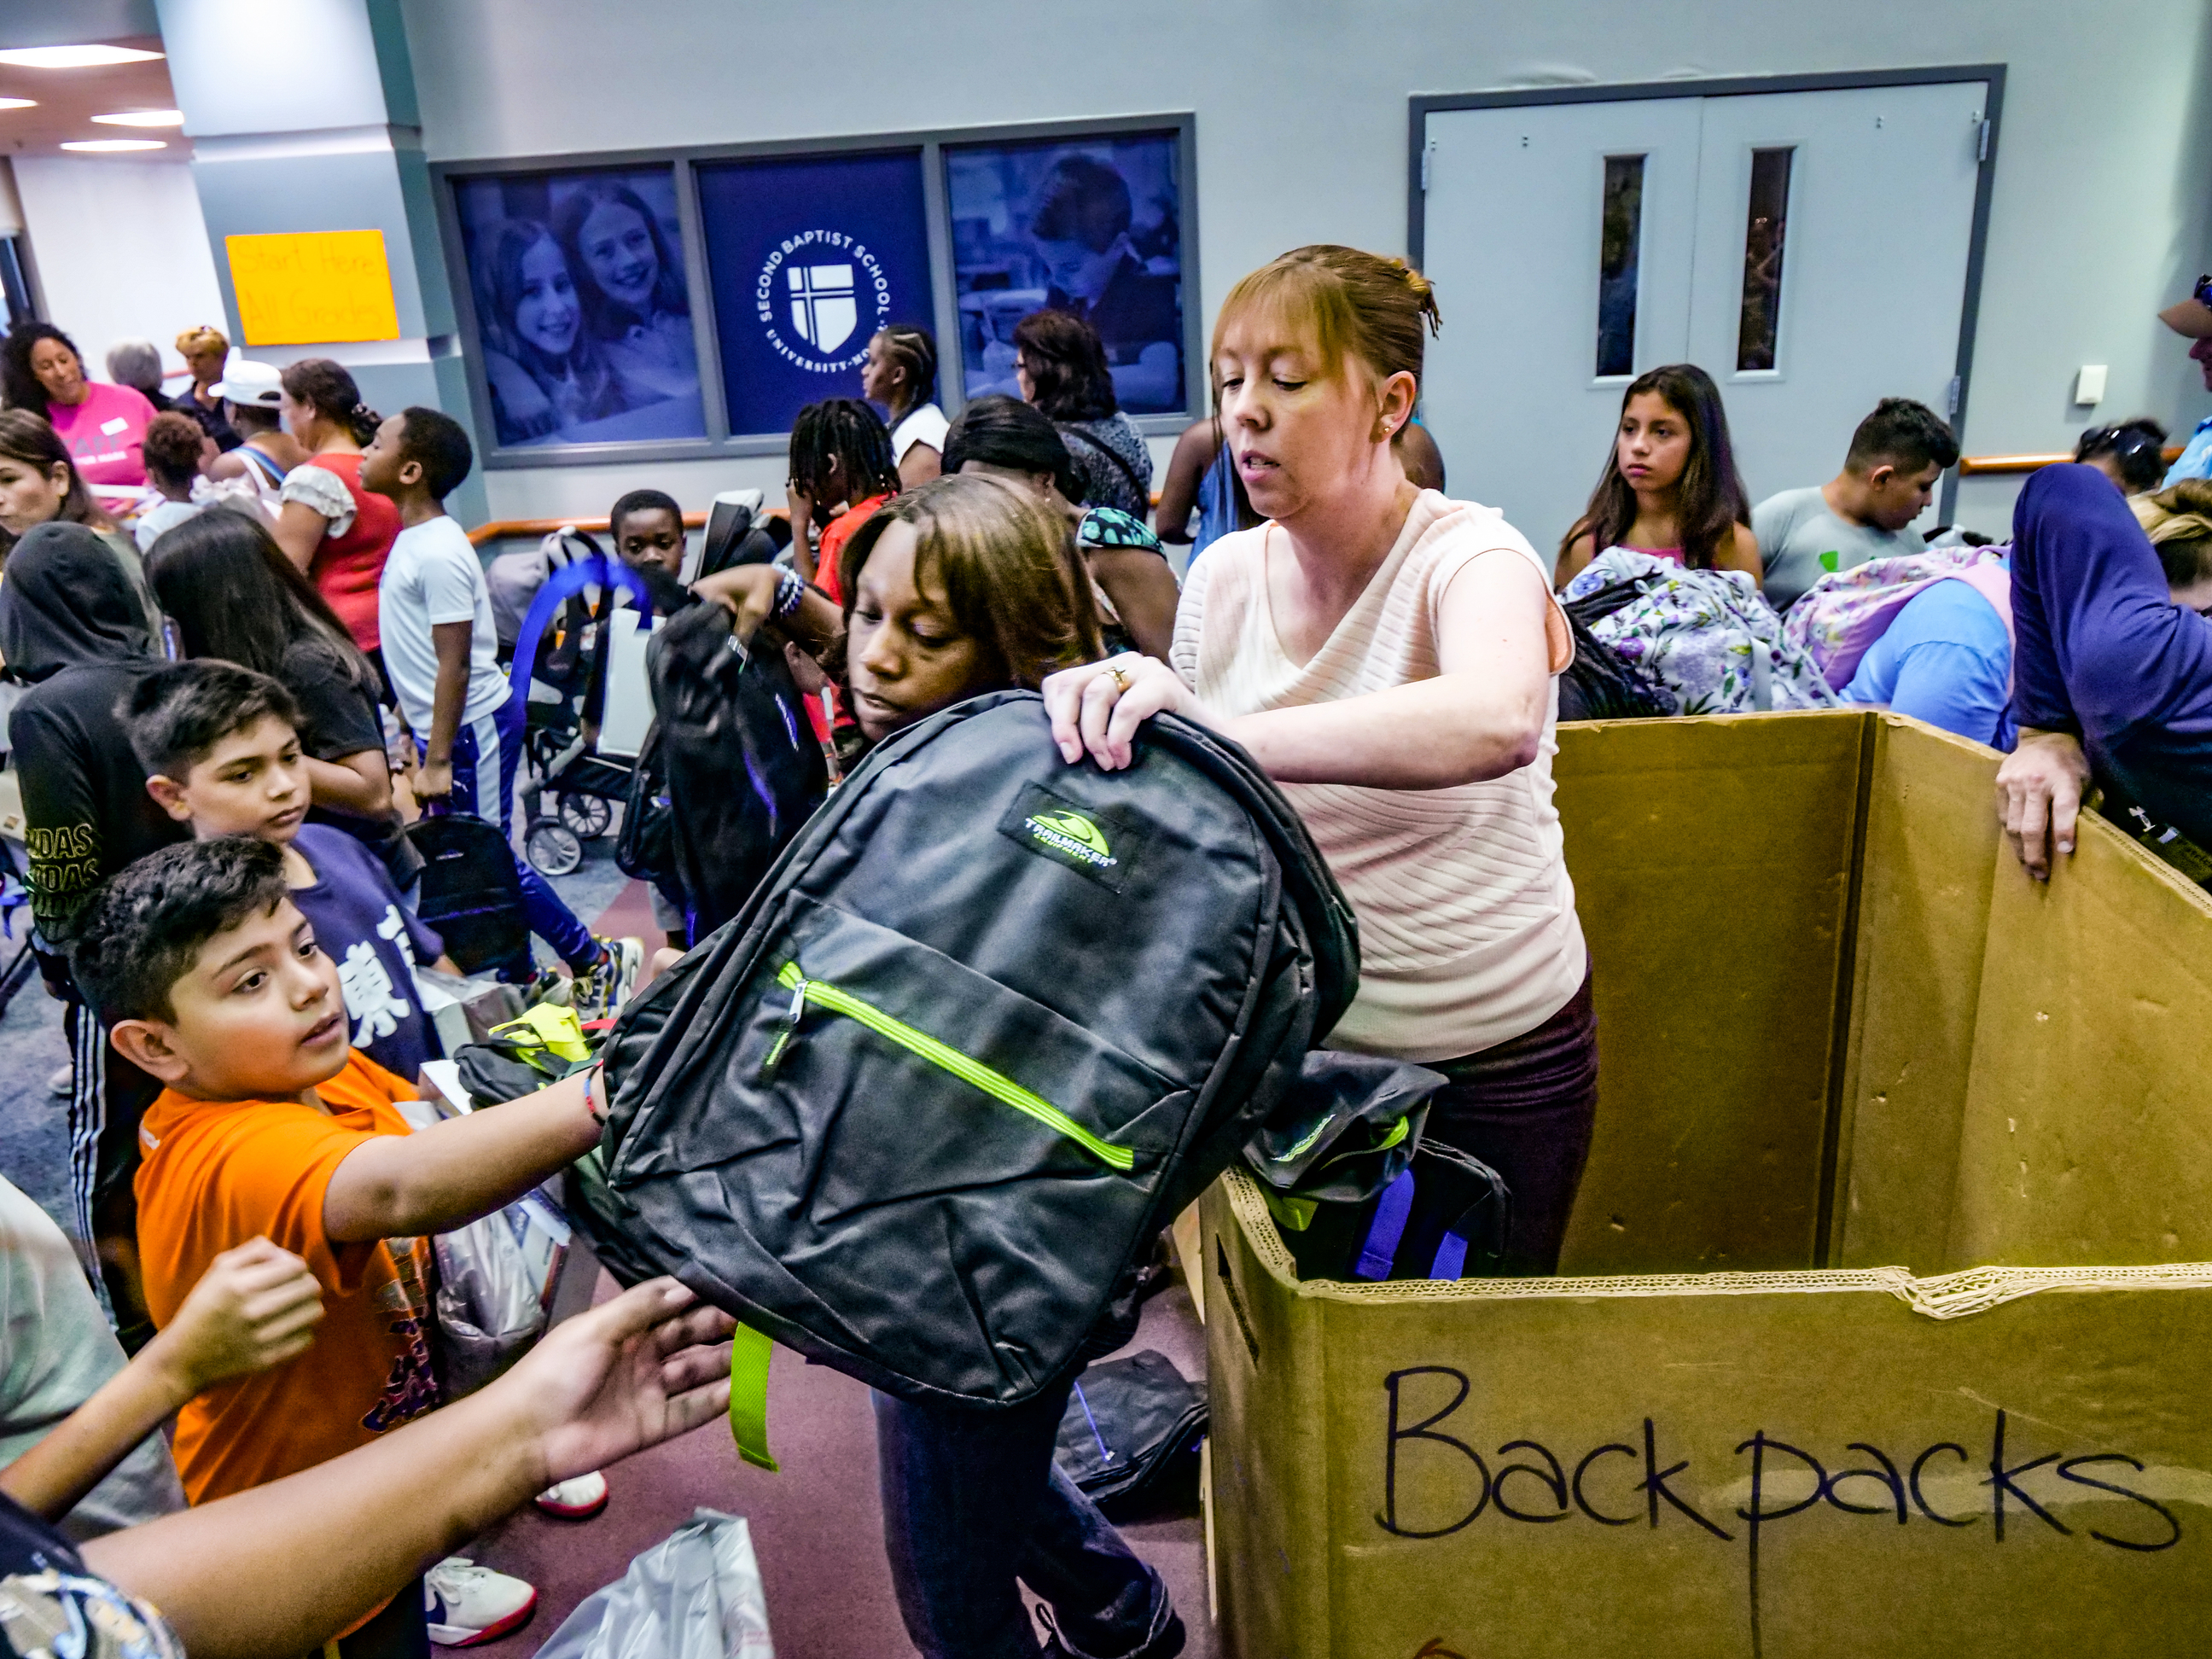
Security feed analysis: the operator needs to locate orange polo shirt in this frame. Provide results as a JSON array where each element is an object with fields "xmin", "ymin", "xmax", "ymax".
[{"xmin": 133, "ymin": 1050, "xmax": 438, "ymax": 1506}]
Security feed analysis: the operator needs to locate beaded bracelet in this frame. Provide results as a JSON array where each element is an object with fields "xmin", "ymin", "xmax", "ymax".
[{"xmin": 773, "ymin": 566, "xmax": 806, "ymax": 618}]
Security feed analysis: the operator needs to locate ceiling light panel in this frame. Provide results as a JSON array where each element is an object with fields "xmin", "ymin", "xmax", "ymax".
[
  {"xmin": 0, "ymin": 45, "xmax": 166, "ymax": 70},
  {"xmin": 90, "ymin": 110, "xmax": 184, "ymax": 127},
  {"xmin": 60, "ymin": 138, "xmax": 167, "ymax": 153}
]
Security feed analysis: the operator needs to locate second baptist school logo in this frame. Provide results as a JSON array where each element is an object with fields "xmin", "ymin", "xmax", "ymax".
[{"xmin": 757, "ymin": 230, "xmax": 892, "ymax": 371}]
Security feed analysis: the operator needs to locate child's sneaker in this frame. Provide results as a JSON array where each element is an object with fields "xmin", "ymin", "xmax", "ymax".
[
  {"xmin": 532, "ymin": 1470, "xmax": 608, "ymax": 1519},
  {"xmin": 423, "ymin": 1557, "xmax": 537, "ymax": 1646},
  {"xmin": 571, "ymin": 935, "xmax": 643, "ymax": 1020}
]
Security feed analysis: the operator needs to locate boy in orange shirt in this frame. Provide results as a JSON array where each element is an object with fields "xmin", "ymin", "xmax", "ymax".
[{"xmin": 71, "ymin": 835, "xmax": 610, "ymax": 1651}]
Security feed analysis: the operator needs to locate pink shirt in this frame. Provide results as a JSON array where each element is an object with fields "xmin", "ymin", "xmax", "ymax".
[{"xmin": 46, "ymin": 382, "xmax": 158, "ymax": 489}]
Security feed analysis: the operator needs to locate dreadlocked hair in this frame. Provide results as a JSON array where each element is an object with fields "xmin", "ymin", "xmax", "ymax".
[{"xmin": 788, "ymin": 398, "xmax": 901, "ymax": 506}]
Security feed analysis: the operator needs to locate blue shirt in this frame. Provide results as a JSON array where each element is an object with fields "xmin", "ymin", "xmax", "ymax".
[
  {"xmin": 1840, "ymin": 562, "xmax": 2015, "ymax": 749},
  {"xmin": 2162, "ymin": 416, "xmax": 2212, "ymax": 490},
  {"xmin": 291, "ymin": 824, "xmax": 445, "ymax": 1086}
]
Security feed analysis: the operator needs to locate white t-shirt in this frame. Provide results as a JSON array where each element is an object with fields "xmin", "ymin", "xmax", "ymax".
[
  {"xmin": 891, "ymin": 402, "xmax": 950, "ymax": 464},
  {"xmin": 1173, "ymin": 491, "xmax": 1586, "ymax": 1062},
  {"xmin": 378, "ymin": 515, "xmax": 509, "ymax": 733}
]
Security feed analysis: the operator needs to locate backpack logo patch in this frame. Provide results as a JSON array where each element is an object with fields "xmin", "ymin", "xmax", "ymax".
[
  {"xmin": 998, "ymin": 783, "xmax": 1146, "ymax": 893},
  {"xmin": 1027, "ymin": 811, "xmax": 1114, "ymax": 865}
]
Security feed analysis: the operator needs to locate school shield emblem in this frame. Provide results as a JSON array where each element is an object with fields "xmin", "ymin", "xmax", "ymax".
[{"xmin": 788, "ymin": 264, "xmax": 858, "ymax": 353}]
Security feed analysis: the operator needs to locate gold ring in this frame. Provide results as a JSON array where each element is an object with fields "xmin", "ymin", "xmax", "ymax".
[{"xmin": 1109, "ymin": 666, "xmax": 1131, "ymax": 691}]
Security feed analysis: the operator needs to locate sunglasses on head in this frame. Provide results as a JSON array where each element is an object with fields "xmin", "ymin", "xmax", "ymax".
[
  {"xmin": 2196, "ymin": 273, "xmax": 2212, "ymax": 306},
  {"xmin": 2081, "ymin": 424, "xmax": 2160, "ymax": 460}
]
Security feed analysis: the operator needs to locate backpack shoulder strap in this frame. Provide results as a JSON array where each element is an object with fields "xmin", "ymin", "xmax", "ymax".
[{"xmin": 1058, "ymin": 422, "xmax": 1149, "ymax": 504}]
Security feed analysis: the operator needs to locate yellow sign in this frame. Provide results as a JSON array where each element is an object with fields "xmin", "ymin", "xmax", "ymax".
[{"xmin": 225, "ymin": 230, "xmax": 402, "ymax": 346}]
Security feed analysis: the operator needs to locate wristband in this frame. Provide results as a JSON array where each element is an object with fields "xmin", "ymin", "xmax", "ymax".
[
  {"xmin": 773, "ymin": 566, "xmax": 806, "ymax": 619},
  {"xmin": 582, "ymin": 1063, "xmax": 605, "ymax": 1127}
]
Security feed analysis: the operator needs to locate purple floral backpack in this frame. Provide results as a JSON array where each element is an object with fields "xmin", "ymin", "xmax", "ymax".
[{"xmin": 1781, "ymin": 547, "xmax": 2013, "ymax": 691}]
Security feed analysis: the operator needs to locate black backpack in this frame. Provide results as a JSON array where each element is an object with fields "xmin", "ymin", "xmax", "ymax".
[
  {"xmin": 406, "ymin": 815, "xmax": 528, "ymax": 977},
  {"xmin": 613, "ymin": 719, "xmax": 676, "ymax": 891},
  {"xmin": 580, "ymin": 691, "xmax": 1358, "ymax": 1434},
  {"xmin": 643, "ymin": 604, "xmax": 829, "ymax": 938}
]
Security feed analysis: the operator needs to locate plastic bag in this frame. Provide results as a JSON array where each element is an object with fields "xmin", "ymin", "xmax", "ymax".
[
  {"xmin": 432, "ymin": 1190, "xmax": 569, "ymax": 1397},
  {"xmin": 536, "ymin": 1508, "xmax": 774, "ymax": 1659}
]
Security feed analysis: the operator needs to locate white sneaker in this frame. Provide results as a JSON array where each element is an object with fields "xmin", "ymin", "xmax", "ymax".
[
  {"xmin": 45, "ymin": 1062, "xmax": 70, "ymax": 1097},
  {"xmin": 423, "ymin": 1557, "xmax": 537, "ymax": 1646},
  {"xmin": 532, "ymin": 1470, "xmax": 608, "ymax": 1519}
]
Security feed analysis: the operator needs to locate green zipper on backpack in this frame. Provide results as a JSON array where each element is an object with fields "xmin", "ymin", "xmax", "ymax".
[{"xmin": 761, "ymin": 960, "xmax": 1136, "ymax": 1173}]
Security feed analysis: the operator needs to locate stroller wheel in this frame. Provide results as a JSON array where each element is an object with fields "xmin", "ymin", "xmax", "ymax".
[
  {"xmin": 525, "ymin": 817, "xmax": 585, "ymax": 877},
  {"xmin": 561, "ymin": 793, "xmax": 614, "ymax": 839}
]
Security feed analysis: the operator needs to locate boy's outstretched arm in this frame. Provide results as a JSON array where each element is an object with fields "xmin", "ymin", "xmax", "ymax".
[
  {"xmin": 413, "ymin": 619, "xmax": 474, "ymax": 802},
  {"xmin": 0, "ymin": 1239, "xmax": 323, "ymax": 1522},
  {"xmin": 83, "ymin": 1279, "xmax": 734, "ymax": 1659},
  {"xmin": 321, "ymin": 1067, "xmax": 602, "ymax": 1243}
]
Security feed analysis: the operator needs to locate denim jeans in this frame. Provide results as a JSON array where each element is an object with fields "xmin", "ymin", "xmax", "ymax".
[{"xmin": 874, "ymin": 1379, "xmax": 1170, "ymax": 1658}]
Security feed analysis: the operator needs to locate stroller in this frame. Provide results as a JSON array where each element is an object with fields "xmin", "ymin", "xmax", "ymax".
[
  {"xmin": 508, "ymin": 496, "xmax": 783, "ymax": 876},
  {"xmin": 505, "ymin": 530, "xmax": 658, "ymax": 877}
]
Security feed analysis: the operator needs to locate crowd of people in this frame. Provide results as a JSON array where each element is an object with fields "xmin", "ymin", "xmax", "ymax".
[{"xmin": 0, "ymin": 244, "xmax": 2205, "ymax": 1659}]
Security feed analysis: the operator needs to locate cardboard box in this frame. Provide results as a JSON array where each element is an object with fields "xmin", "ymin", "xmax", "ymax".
[{"xmin": 1202, "ymin": 711, "xmax": 2212, "ymax": 1657}]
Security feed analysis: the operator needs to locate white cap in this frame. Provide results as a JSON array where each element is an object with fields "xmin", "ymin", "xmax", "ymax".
[{"xmin": 208, "ymin": 359, "xmax": 282, "ymax": 407}]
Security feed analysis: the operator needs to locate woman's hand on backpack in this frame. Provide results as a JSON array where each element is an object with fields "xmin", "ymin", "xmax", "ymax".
[
  {"xmin": 1043, "ymin": 652, "xmax": 1210, "ymax": 771},
  {"xmin": 692, "ymin": 565, "xmax": 783, "ymax": 646}
]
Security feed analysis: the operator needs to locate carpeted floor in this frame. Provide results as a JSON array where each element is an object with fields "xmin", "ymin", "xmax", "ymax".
[
  {"xmin": 463, "ymin": 1276, "xmax": 1217, "ymax": 1659},
  {"xmin": 0, "ymin": 821, "xmax": 1218, "ymax": 1658}
]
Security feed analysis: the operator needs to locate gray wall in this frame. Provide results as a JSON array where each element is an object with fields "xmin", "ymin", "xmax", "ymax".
[{"xmin": 399, "ymin": 0, "xmax": 2212, "ymax": 535}]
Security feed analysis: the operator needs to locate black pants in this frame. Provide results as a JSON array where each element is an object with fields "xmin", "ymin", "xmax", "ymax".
[
  {"xmin": 1394, "ymin": 968, "xmax": 1600, "ymax": 1278},
  {"xmin": 332, "ymin": 1578, "xmax": 428, "ymax": 1659},
  {"xmin": 61, "ymin": 996, "xmax": 164, "ymax": 1350}
]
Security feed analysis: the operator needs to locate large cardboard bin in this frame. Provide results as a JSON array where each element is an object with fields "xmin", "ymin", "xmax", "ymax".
[{"xmin": 1202, "ymin": 711, "xmax": 2212, "ymax": 1657}]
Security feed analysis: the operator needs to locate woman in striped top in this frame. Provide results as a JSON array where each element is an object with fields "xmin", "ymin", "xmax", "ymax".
[{"xmin": 1045, "ymin": 244, "xmax": 1598, "ymax": 1277}]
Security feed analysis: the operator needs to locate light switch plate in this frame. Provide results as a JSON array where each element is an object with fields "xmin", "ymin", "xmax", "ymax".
[{"xmin": 2074, "ymin": 364, "xmax": 2109, "ymax": 405}]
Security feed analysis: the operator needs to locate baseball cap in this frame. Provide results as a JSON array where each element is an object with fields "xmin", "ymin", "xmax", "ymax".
[
  {"xmin": 208, "ymin": 359, "xmax": 283, "ymax": 406},
  {"xmin": 2157, "ymin": 275, "xmax": 2212, "ymax": 340}
]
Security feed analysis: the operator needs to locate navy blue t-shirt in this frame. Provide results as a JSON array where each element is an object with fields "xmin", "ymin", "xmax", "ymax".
[{"xmin": 291, "ymin": 824, "xmax": 445, "ymax": 1086}]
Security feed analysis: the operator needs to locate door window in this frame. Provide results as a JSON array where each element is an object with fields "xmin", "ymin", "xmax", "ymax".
[
  {"xmin": 1735, "ymin": 148, "xmax": 1795, "ymax": 371},
  {"xmin": 1596, "ymin": 155, "xmax": 1646, "ymax": 377}
]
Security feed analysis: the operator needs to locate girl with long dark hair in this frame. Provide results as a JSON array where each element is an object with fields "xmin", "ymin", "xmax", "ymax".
[
  {"xmin": 1554, "ymin": 363, "xmax": 1762, "ymax": 589},
  {"xmin": 145, "ymin": 509, "xmax": 410, "ymax": 875}
]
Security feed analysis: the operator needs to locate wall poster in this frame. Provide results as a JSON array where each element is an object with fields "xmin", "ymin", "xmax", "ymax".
[
  {"xmin": 450, "ymin": 165, "xmax": 708, "ymax": 449},
  {"xmin": 944, "ymin": 131, "xmax": 1186, "ymax": 415},
  {"xmin": 696, "ymin": 150, "xmax": 934, "ymax": 438}
]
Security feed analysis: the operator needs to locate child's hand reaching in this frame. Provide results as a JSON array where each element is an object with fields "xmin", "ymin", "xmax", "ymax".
[
  {"xmin": 0, "ymin": 1238, "xmax": 324, "ymax": 1523},
  {"xmin": 153, "ymin": 1237, "xmax": 324, "ymax": 1396}
]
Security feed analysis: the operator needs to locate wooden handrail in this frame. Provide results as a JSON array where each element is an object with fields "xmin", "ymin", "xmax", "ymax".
[
  {"xmin": 465, "ymin": 488, "xmax": 1162, "ymax": 545},
  {"xmin": 1959, "ymin": 445, "xmax": 2185, "ymax": 478},
  {"xmin": 467, "ymin": 511, "xmax": 709, "ymax": 547}
]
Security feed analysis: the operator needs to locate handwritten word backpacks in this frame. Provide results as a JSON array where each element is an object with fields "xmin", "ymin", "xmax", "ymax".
[
  {"xmin": 1563, "ymin": 550, "xmax": 1837, "ymax": 715},
  {"xmin": 577, "ymin": 692, "xmax": 1358, "ymax": 1444},
  {"xmin": 1780, "ymin": 547, "xmax": 2014, "ymax": 693}
]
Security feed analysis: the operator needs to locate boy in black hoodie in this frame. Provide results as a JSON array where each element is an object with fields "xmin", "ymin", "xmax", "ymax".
[{"xmin": 0, "ymin": 521, "xmax": 186, "ymax": 1345}]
